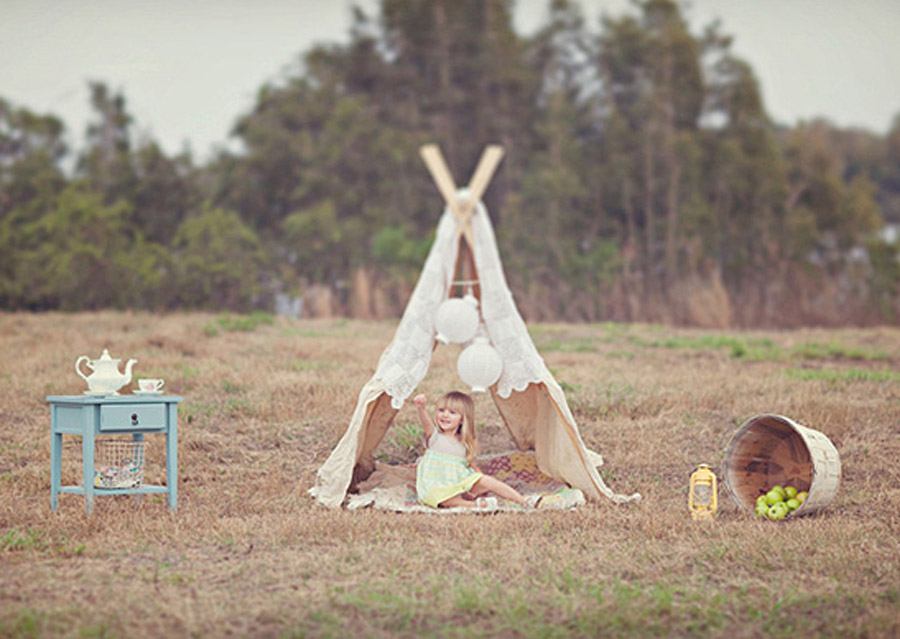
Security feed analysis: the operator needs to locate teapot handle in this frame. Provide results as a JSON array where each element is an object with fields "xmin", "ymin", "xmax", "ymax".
[{"xmin": 75, "ymin": 356, "xmax": 93, "ymax": 382}]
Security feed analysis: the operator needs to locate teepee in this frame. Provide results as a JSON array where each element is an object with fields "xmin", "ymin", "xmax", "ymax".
[{"xmin": 310, "ymin": 145, "xmax": 640, "ymax": 508}]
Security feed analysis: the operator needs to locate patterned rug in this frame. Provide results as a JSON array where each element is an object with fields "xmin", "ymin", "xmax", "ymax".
[{"xmin": 347, "ymin": 450, "xmax": 584, "ymax": 513}]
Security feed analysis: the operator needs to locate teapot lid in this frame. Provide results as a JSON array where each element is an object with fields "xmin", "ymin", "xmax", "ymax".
[{"xmin": 98, "ymin": 348, "xmax": 120, "ymax": 363}]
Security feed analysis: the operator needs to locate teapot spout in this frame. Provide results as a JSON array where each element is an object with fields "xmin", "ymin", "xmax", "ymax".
[{"xmin": 123, "ymin": 359, "xmax": 138, "ymax": 385}]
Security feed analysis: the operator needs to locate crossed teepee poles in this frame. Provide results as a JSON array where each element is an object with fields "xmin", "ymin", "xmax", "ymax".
[{"xmin": 419, "ymin": 144, "xmax": 505, "ymax": 251}]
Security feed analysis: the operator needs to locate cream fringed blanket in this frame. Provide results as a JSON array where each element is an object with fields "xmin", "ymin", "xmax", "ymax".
[{"xmin": 346, "ymin": 450, "xmax": 586, "ymax": 513}]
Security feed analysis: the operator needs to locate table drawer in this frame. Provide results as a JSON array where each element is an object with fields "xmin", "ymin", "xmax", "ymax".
[{"xmin": 100, "ymin": 404, "xmax": 167, "ymax": 431}]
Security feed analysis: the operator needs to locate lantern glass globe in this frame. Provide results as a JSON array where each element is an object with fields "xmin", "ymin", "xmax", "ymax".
[
  {"xmin": 457, "ymin": 337, "xmax": 503, "ymax": 392},
  {"xmin": 435, "ymin": 295, "xmax": 479, "ymax": 344}
]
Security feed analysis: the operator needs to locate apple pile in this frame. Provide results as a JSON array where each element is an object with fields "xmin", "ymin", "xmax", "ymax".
[{"xmin": 754, "ymin": 484, "xmax": 808, "ymax": 521}]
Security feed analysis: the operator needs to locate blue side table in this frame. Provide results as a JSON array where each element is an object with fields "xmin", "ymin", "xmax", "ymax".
[{"xmin": 47, "ymin": 394, "xmax": 183, "ymax": 514}]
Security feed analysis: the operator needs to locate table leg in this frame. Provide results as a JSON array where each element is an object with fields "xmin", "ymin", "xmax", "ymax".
[
  {"xmin": 166, "ymin": 403, "xmax": 178, "ymax": 511},
  {"xmin": 131, "ymin": 432, "xmax": 145, "ymax": 505},
  {"xmin": 50, "ymin": 407, "xmax": 61, "ymax": 511},
  {"xmin": 82, "ymin": 408, "xmax": 95, "ymax": 515}
]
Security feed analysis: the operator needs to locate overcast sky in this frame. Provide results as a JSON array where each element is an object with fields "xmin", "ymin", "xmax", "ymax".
[{"xmin": 2, "ymin": 0, "xmax": 899, "ymax": 162}]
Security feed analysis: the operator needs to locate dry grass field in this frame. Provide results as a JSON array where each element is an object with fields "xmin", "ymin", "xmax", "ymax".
[{"xmin": 0, "ymin": 312, "xmax": 898, "ymax": 638}]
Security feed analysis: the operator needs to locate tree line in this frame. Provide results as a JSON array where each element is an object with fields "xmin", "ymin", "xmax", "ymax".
[{"xmin": 1, "ymin": 0, "xmax": 898, "ymax": 326}]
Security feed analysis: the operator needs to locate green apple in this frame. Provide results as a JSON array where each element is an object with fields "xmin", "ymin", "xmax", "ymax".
[
  {"xmin": 796, "ymin": 491, "xmax": 808, "ymax": 504},
  {"xmin": 766, "ymin": 502, "xmax": 788, "ymax": 521},
  {"xmin": 784, "ymin": 485, "xmax": 798, "ymax": 499},
  {"xmin": 765, "ymin": 489, "xmax": 783, "ymax": 506},
  {"xmin": 772, "ymin": 485, "xmax": 786, "ymax": 499},
  {"xmin": 756, "ymin": 494, "xmax": 768, "ymax": 507},
  {"xmin": 755, "ymin": 502, "xmax": 769, "ymax": 518},
  {"xmin": 785, "ymin": 498, "xmax": 800, "ymax": 511}
]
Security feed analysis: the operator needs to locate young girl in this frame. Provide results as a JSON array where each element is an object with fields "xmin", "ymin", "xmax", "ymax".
[{"xmin": 413, "ymin": 391, "xmax": 541, "ymax": 509}]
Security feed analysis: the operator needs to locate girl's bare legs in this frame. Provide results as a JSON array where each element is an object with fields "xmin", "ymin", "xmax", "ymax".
[
  {"xmin": 440, "ymin": 495, "xmax": 477, "ymax": 508},
  {"xmin": 470, "ymin": 475, "xmax": 527, "ymax": 505}
]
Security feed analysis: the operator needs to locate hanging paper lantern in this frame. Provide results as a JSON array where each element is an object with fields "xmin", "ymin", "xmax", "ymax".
[
  {"xmin": 457, "ymin": 336, "xmax": 503, "ymax": 393},
  {"xmin": 435, "ymin": 294, "xmax": 479, "ymax": 344}
]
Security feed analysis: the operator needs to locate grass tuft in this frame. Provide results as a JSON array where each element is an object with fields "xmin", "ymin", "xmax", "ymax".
[
  {"xmin": 628, "ymin": 333, "xmax": 784, "ymax": 360},
  {"xmin": 791, "ymin": 341, "xmax": 889, "ymax": 361},
  {"xmin": 786, "ymin": 368, "xmax": 900, "ymax": 383},
  {"xmin": 0, "ymin": 528, "xmax": 46, "ymax": 552},
  {"xmin": 0, "ymin": 609, "xmax": 42, "ymax": 639},
  {"xmin": 538, "ymin": 338, "xmax": 598, "ymax": 353},
  {"xmin": 203, "ymin": 311, "xmax": 275, "ymax": 336}
]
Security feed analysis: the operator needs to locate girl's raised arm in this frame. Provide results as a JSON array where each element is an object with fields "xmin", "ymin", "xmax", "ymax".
[{"xmin": 412, "ymin": 393, "xmax": 434, "ymax": 440}]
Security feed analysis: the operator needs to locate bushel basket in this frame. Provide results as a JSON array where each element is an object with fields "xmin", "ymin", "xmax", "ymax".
[{"xmin": 723, "ymin": 414, "xmax": 840, "ymax": 516}]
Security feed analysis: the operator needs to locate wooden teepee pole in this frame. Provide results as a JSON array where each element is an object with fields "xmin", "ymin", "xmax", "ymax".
[{"xmin": 419, "ymin": 144, "xmax": 505, "ymax": 300}]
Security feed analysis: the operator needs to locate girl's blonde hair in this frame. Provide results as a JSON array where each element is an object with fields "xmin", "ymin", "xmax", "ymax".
[{"xmin": 437, "ymin": 391, "xmax": 477, "ymax": 465}]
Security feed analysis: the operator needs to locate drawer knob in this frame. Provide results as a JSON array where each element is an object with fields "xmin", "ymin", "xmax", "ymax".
[{"xmin": 131, "ymin": 413, "xmax": 139, "ymax": 425}]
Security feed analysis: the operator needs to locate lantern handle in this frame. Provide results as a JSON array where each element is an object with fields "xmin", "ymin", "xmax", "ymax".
[{"xmin": 690, "ymin": 463, "xmax": 715, "ymax": 476}]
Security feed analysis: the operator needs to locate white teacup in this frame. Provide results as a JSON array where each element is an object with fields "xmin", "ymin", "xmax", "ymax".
[{"xmin": 138, "ymin": 378, "xmax": 165, "ymax": 393}]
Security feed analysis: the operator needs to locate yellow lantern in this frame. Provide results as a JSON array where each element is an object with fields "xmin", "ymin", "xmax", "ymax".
[{"xmin": 689, "ymin": 464, "xmax": 718, "ymax": 521}]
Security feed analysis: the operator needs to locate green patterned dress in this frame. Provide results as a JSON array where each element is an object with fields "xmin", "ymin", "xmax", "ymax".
[{"xmin": 416, "ymin": 432, "xmax": 482, "ymax": 507}]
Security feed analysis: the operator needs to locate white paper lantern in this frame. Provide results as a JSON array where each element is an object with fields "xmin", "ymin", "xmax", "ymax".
[
  {"xmin": 435, "ymin": 294, "xmax": 479, "ymax": 344},
  {"xmin": 457, "ymin": 336, "xmax": 503, "ymax": 393}
]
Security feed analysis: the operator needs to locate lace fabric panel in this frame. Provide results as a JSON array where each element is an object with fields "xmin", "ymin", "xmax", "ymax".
[
  {"xmin": 373, "ymin": 198, "xmax": 550, "ymax": 408},
  {"xmin": 469, "ymin": 203, "xmax": 551, "ymax": 398},
  {"xmin": 374, "ymin": 211, "xmax": 457, "ymax": 408}
]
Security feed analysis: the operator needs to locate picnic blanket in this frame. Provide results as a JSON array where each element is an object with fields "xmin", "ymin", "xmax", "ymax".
[{"xmin": 347, "ymin": 450, "xmax": 586, "ymax": 513}]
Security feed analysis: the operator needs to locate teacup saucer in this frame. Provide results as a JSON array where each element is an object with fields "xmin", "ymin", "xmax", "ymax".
[{"xmin": 133, "ymin": 389, "xmax": 163, "ymax": 395}]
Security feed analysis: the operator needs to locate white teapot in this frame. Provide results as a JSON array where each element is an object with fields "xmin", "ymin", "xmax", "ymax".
[{"xmin": 76, "ymin": 349, "xmax": 137, "ymax": 394}]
